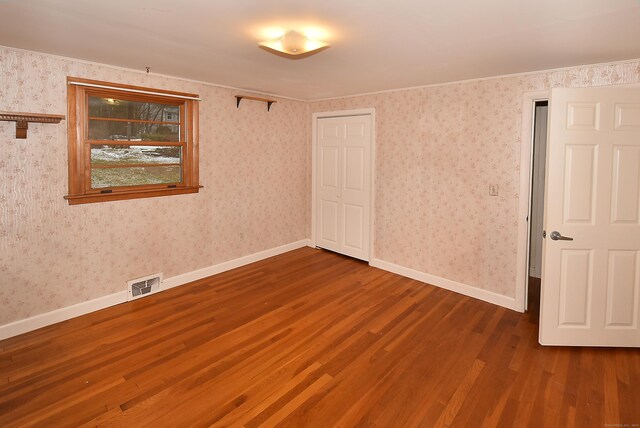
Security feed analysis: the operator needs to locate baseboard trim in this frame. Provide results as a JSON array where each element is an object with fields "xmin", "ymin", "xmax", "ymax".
[
  {"xmin": 162, "ymin": 240, "xmax": 309, "ymax": 290},
  {"xmin": 369, "ymin": 258, "xmax": 518, "ymax": 311},
  {"xmin": 0, "ymin": 240, "xmax": 309, "ymax": 341},
  {"xmin": 0, "ymin": 291, "xmax": 129, "ymax": 341}
]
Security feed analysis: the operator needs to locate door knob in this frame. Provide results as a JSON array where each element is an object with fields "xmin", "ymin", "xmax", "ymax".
[{"xmin": 550, "ymin": 231, "xmax": 573, "ymax": 241}]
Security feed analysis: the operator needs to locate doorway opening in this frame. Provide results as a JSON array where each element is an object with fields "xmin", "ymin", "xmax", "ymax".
[{"xmin": 526, "ymin": 100, "xmax": 549, "ymax": 311}]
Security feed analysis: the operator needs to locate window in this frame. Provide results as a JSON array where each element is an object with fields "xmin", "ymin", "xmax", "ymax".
[{"xmin": 65, "ymin": 77, "xmax": 201, "ymax": 205}]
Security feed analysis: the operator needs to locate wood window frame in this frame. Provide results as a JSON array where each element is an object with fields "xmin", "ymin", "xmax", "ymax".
[{"xmin": 64, "ymin": 77, "xmax": 201, "ymax": 205}]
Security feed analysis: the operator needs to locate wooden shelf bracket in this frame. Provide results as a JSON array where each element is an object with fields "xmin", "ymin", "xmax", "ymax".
[
  {"xmin": 0, "ymin": 111, "xmax": 65, "ymax": 139},
  {"xmin": 235, "ymin": 95, "xmax": 276, "ymax": 111}
]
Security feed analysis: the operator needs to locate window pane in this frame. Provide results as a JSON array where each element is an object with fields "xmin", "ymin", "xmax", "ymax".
[
  {"xmin": 91, "ymin": 145, "xmax": 181, "ymax": 165},
  {"xmin": 88, "ymin": 97, "xmax": 180, "ymax": 123},
  {"xmin": 89, "ymin": 119, "xmax": 180, "ymax": 141},
  {"xmin": 91, "ymin": 166, "xmax": 182, "ymax": 188}
]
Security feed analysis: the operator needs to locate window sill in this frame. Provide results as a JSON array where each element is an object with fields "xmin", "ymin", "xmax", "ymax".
[{"xmin": 64, "ymin": 185, "xmax": 203, "ymax": 205}]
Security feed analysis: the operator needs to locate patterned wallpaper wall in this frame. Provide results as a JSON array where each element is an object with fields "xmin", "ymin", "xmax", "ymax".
[
  {"xmin": 310, "ymin": 60, "xmax": 640, "ymax": 298},
  {"xmin": 0, "ymin": 47, "xmax": 309, "ymax": 325},
  {"xmin": 1, "ymin": 45, "xmax": 639, "ymax": 326}
]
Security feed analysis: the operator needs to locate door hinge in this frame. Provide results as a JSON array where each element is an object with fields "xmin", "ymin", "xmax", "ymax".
[{"xmin": 542, "ymin": 230, "xmax": 546, "ymax": 238}]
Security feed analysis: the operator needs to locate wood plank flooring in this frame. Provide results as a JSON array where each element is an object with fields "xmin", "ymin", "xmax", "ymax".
[{"xmin": 0, "ymin": 247, "xmax": 638, "ymax": 427}]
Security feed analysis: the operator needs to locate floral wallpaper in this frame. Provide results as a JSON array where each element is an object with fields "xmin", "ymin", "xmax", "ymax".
[
  {"xmin": 0, "ymin": 47, "xmax": 309, "ymax": 325},
  {"xmin": 1, "ymin": 44, "xmax": 639, "ymax": 327},
  {"xmin": 310, "ymin": 60, "xmax": 640, "ymax": 298}
]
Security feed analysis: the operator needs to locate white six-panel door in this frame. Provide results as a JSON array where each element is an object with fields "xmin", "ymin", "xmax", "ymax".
[
  {"xmin": 316, "ymin": 115, "xmax": 371, "ymax": 261},
  {"xmin": 540, "ymin": 87, "xmax": 640, "ymax": 347}
]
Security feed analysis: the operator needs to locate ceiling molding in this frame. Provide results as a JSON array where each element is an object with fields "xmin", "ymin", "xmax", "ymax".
[{"xmin": 1, "ymin": 45, "xmax": 639, "ymax": 103}]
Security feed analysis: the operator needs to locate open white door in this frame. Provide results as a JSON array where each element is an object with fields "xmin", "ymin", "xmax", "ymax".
[{"xmin": 540, "ymin": 87, "xmax": 640, "ymax": 347}]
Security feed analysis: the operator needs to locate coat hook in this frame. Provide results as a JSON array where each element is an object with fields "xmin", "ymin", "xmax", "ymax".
[{"xmin": 146, "ymin": 67, "xmax": 150, "ymax": 74}]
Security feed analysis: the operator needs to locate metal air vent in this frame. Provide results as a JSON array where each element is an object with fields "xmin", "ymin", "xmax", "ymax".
[{"xmin": 127, "ymin": 273, "xmax": 162, "ymax": 301}]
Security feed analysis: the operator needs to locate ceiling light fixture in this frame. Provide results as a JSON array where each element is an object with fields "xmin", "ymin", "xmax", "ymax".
[{"xmin": 259, "ymin": 30, "xmax": 329, "ymax": 58}]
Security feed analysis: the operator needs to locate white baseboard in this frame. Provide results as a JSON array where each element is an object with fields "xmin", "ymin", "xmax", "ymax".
[
  {"xmin": 0, "ymin": 240, "xmax": 309, "ymax": 341},
  {"xmin": 369, "ymin": 258, "xmax": 519, "ymax": 311},
  {"xmin": 162, "ymin": 240, "xmax": 309, "ymax": 290},
  {"xmin": 0, "ymin": 291, "xmax": 128, "ymax": 342}
]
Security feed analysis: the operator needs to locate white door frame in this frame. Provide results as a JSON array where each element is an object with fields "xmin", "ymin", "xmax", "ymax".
[
  {"xmin": 311, "ymin": 108, "xmax": 376, "ymax": 261},
  {"xmin": 516, "ymin": 90, "xmax": 550, "ymax": 312},
  {"xmin": 516, "ymin": 84, "xmax": 640, "ymax": 312}
]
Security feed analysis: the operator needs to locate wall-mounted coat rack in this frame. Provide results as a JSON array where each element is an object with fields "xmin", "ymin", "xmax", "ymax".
[
  {"xmin": 0, "ymin": 111, "xmax": 65, "ymax": 139},
  {"xmin": 235, "ymin": 95, "xmax": 276, "ymax": 111}
]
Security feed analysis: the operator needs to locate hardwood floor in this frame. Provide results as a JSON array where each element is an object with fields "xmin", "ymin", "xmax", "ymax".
[{"xmin": 0, "ymin": 247, "xmax": 638, "ymax": 427}]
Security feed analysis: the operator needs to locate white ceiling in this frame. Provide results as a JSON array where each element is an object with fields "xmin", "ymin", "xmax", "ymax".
[{"xmin": 1, "ymin": 0, "xmax": 639, "ymax": 100}]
